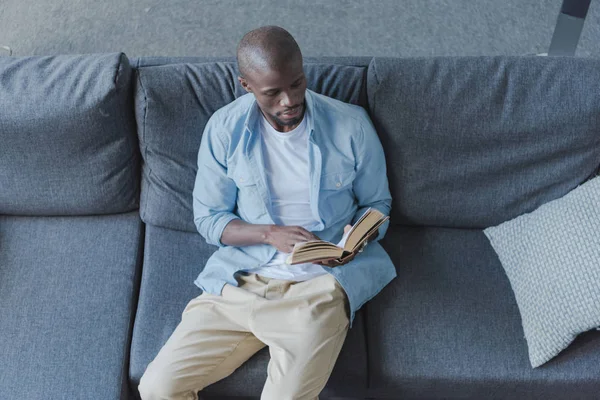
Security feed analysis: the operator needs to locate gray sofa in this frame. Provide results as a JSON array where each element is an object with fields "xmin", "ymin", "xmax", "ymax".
[{"xmin": 1, "ymin": 52, "xmax": 599, "ymax": 400}]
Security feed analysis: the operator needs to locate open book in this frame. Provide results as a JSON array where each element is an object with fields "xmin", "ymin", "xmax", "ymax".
[{"xmin": 285, "ymin": 208, "xmax": 389, "ymax": 265}]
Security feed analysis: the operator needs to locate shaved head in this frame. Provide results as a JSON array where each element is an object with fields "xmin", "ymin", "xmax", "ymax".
[
  {"xmin": 236, "ymin": 26, "xmax": 307, "ymax": 133},
  {"xmin": 237, "ymin": 26, "xmax": 302, "ymax": 78}
]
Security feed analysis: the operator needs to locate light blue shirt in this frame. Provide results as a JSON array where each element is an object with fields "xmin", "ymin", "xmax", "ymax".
[{"xmin": 192, "ymin": 89, "xmax": 396, "ymax": 325}]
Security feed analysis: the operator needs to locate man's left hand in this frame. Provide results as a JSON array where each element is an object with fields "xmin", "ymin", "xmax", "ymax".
[
  {"xmin": 313, "ymin": 252, "xmax": 357, "ymax": 268},
  {"xmin": 314, "ymin": 227, "xmax": 378, "ymax": 268}
]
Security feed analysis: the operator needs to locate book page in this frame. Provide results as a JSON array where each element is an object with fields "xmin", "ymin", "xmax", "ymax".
[
  {"xmin": 344, "ymin": 208, "xmax": 387, "ymax": 252},
  {"xmin": 345, "ymin": 207, "xmax": 372, "ymax": 239},
  {"xmin": 336, "ymin": 228, "xmax": 351, "ymax": 248},
  {"xmin": 335, "ymin": 207, "xmax": 373, "ymax": 249}
]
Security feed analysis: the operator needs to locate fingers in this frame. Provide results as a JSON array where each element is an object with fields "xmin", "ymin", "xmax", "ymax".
[
  {"xmin": 292, "ymin": 226, "xmax": 318, "ymax": 241},
  {"xmin": 283, "ymin": 229, "xmax": 316, "ymax": 252},
  {"xmin": 314, "ymin": 258, "xmax": 340, "ymax": 267},
  {"xmin": 269, "ymin": 226, "xmax": 318, "ymax": 253},
  {"xmin": 315, "ymin": 254, "xmax": 358, "ymax": 267},
  {"xmin": 358, "ymin": 241, "xmax": 368, "ymax": 253},
  {"xmin": 291, "ymin": 233, "xmax": 310, "ymax": 243},
  {"xmin": 340, "ymin": 252, "xmax": 356, "ymax": 264},
  {"xmin": 284, "ymin": 230, "xmax": 310, "ymax": 244},
  {"xmin": 303, "ymin": 230, "xmax": 319, "ymax": 241}
]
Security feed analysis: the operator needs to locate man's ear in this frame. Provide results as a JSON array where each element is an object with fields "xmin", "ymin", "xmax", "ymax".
[{"xmin": 238, "ymin": 76, "xmax": 252, "ymax": 93}]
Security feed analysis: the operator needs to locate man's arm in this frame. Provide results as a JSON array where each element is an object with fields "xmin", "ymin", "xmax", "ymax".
[
  {"xmin": 351, "ymin": 109, "xmax": 392, "ymax": 242},
  {"xmin": 314, "ymin": 109, "xmax": 391, "ymax": 268},
  {"xmin": 193, "ymin": 117, "xmax": 318, "ymax": 251},
  {"xmin": 221, "ymin": 220, "xmax": 318, "ymax": 253},
  {"xmin": 192, "ymin": 118, "xmax": 240, "ymax": 247}
]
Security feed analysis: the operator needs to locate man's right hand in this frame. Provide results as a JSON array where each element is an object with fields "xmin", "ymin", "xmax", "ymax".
[
  {"xmin": 220, "ymin": 220, "xmax": 319, "ymax": 252},
  {"xmin": 265, "ymin": 225, "xmax": 320, "ymax": 253}
]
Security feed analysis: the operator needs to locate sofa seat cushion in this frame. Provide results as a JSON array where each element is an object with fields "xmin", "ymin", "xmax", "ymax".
[
  {"xmin": 0, "ymin": 212, "xmax": 143, "ymax": 400},
  {"xmin": 366, "ymin": 225, "xmax": 600, "ymax": 400},
  {"xmin": 0, "ymin": 53, "xmax": 139, "ymax": 215},
  {"xmin": 129, "ymin": 224, "xmax": 368, "ymax": 398}
]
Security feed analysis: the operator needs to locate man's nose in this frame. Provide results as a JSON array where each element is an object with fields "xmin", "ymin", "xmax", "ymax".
[{"xmin": 279, "ymin": 92, "xmax": 293, "ymax": 107}]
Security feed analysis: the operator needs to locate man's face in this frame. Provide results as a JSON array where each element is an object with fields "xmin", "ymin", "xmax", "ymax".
[{"xmin": 238, "ymin": 59, "xmax": 307, "ymax": 132}]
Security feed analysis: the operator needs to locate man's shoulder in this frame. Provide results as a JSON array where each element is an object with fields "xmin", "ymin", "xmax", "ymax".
[
  {"xmin": 309, "ymin": 90, "xmax": 369, "ymax": 123},
  {"xmin": 209, "ymin": 93, "xmax": 255, "ymax": 128}
]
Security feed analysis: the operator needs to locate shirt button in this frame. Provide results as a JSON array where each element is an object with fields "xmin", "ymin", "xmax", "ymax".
[
  {"xmin": 336, "ymin": 182, "xmax": 342, "ymax": 188},
  {"xmin": 240, "ymin": 177, "xmax": 245, "ymax": 182}
]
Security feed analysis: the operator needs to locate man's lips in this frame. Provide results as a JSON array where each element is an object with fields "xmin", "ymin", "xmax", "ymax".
[{"xmin": 281, "ymin": 106, "xmax": 301, "ymax": 117}]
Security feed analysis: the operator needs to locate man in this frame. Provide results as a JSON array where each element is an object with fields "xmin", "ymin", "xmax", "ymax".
[{"xmin": 139, "ymin": 26, "xmax": 396, "ymax": 400}]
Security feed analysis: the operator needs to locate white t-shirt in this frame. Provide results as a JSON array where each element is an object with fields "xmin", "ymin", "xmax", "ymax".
[{"xmin": 244, "ymin": 113, "xmax": 327, "ymax": 281}]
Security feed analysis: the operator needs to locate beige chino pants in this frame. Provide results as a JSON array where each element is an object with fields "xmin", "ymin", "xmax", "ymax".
[{"xmin": 138, "ymin": 272, "xmax": 350, "ymax": 400}]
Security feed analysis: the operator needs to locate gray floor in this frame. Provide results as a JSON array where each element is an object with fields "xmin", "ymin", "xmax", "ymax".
[{"xmin": 1, "ymin": 0, "xmax": 599, "ymax": 58}]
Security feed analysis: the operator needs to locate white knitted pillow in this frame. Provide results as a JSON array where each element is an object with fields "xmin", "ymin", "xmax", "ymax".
[{"xmin": 484, "ymin": 176, "xmax": 600, "ymax": 368}]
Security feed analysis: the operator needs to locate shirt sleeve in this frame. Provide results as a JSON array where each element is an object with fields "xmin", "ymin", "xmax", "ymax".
[
  {"xmin": 192, "ymin": 116, "xmax": 240, "ymax": 247},
  {"xmin": 351, "ymin": 109, "xmax": 393, "ymax": 242}
]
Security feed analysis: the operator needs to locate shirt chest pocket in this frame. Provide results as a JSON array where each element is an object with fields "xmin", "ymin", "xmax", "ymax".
[
  {"xmin": 232, "ymin": 170, "xmax": 255, "ymax": 188},
  {"xmin": 320, "ymin": 170, "xmax": 356, "ymax": 191},
  {"xmin": 230, "ymin": 169, "xmax": 266, "ymax": 221},
  {"xmin": 319, "ymin": 169, "xmax": 356, "ymax": 225}
]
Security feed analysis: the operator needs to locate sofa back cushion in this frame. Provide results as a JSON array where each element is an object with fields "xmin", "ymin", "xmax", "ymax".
[
  {"xmin": 368, "ymin": 57, "xmax": 600, "ymax": 228},
  {"xmin": 0, "ymin": 53, "xmax": 139, "ymax": 215},
  {"xmin": 135, "ymin": 60, "xmax": 367, "ymax": 232}
]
